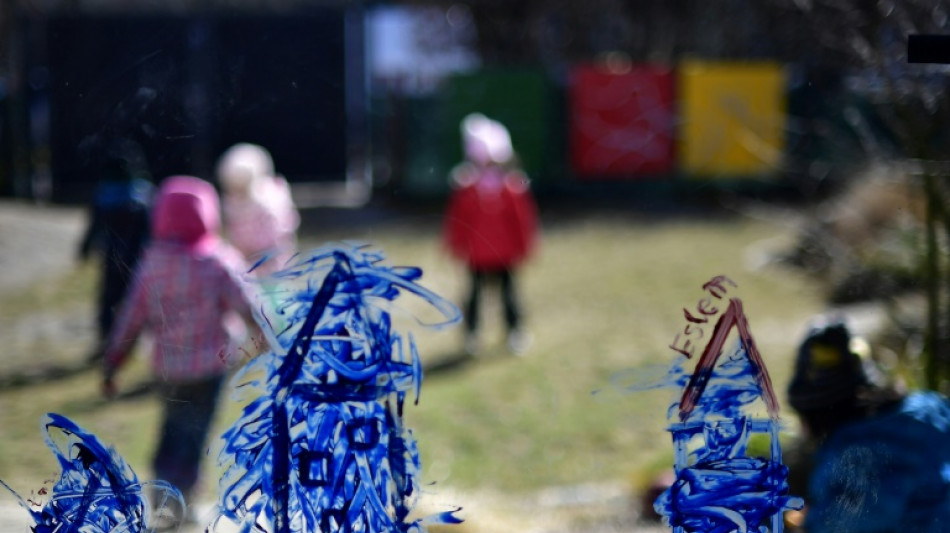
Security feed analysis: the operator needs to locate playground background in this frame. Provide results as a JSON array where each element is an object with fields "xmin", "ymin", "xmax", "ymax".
[{"xmin": 0, "ymin": 196, "xmax": 825, "ymax": 531}]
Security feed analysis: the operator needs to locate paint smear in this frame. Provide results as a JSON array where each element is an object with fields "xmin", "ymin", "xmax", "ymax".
[{"xmin": 1, "ymin": 413, "xmax": 183, "ymax": 533}]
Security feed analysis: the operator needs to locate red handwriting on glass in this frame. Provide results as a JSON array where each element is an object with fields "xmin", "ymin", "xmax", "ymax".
[{"xmin": 668, "ymin": 275, "xmax": 737, "ymax": 358}]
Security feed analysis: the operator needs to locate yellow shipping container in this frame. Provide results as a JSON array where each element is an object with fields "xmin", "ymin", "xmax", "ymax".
[{"xmin": 680, "ymin": 61, "xmax": 786, "ymax": 177}]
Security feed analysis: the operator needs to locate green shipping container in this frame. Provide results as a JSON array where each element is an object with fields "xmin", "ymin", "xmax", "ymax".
[
  {"xmin": 401, "ymin": 69, "xmax": 559, "ymax": 197},
  {"xmin": 444, "ymin": 69, "xmax": 557, "ymax": 185}
]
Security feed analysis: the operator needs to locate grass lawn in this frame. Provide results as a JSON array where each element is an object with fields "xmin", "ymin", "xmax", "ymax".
[{"xmin": 0, "ymin": 204, "xmax": 825, "ymax": 515}]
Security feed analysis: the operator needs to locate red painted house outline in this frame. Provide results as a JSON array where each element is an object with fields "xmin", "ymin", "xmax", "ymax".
[{"xmin": 678, "ymin": 298, "xmax": 780, "ymax": 422}]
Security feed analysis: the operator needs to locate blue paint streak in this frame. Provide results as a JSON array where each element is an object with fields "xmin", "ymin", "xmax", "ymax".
[
  {"xmin": 656, "ymin": 457, "xmax": 798, "ymax": 533},
  {"xmin": 606, "ymin": 344, "xmax": 766, "ymax": 421},
  {"xmin": 1, "ymin": 413, "xmax": 183, "ymax": 533},
  {"xmin": 902, "ymin": 390, "xmax": 950, "ymax": 431},
  {"xmin": 215, "ymin": 244, "xmax": 462, "ymax": 533},
  {"xmin": 606, "ymin": 359, "xmax": 692, "ymax": 396}
]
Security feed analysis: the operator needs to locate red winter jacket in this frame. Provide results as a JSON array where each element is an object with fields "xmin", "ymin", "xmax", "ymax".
[{"xmin": 443, "ymin": 165, "xmax": 539, "ymax": 270}]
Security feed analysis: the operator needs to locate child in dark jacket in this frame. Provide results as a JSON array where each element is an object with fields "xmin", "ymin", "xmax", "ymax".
[
  {"xmin": 78, "ymin": 155, "xmax": 153, "ymax": 357},
  {"xmin": 787, "ymin": 319, "xmax": 950, "ymax": 533}
]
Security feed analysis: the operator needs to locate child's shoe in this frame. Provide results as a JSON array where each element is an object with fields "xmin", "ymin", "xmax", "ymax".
[
  {"xmin": 507, "ymin": 329, "xmax": 532, "ymax": 356},
  {"xmin": 464, "ymin": 333, "xmax": 480, "ymax": 356}
]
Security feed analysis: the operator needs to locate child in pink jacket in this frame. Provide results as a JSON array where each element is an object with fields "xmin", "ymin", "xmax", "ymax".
[{"xmin": 103, "ymin": 175, "xmax": 261, "ymax": 520}]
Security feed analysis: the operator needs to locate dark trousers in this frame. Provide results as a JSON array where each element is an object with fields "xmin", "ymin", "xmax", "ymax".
[
  {"xmin": 153, "ymin": 375, "xmax": 224, "ymax": 497},
  {"xmin": 97, "ymin": 260, "xmax": 135, "ymax": 341},
  {"xmin": 464, "ymin": 268, "xmax": 521, "ymax": 334}
]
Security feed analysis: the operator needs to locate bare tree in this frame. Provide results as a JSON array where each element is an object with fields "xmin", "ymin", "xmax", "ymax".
[{"xmin": 768, "ymin": 0, "xmax": 950, "ymax": 390}]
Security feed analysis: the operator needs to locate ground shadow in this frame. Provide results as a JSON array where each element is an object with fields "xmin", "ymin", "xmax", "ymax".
[
  {"xmin": 422, "ymin": 346, "xmax": 525, "ymax": 378},
  {"xmin": 112, "ymin": 380, "xmax": 158, "ymax": 400},
  {"xmin": 65, "ymin": 379, "xmax": 158, "ymax": 413},
  {"xmin": 0, "ymin": 360, "xmax": 96, "ymax": 390},
  {"xmin": 0, "ymin": 347, "xmax": 493, "ymax": 403},
  {"xmin": 422, "ymin": 351, "xmax": 476, "ymax": 377}
]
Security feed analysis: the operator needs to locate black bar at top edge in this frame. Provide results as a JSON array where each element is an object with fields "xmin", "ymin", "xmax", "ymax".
[{"xmin": 908, "ymin": 34, "xmax": 950, "ymax": 64}]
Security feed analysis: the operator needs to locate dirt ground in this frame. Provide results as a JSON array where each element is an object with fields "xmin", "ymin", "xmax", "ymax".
[
  {"xmin": 0, "ymin": 201, "xmax": 85, "ymax": 293},
  {"xmin": 0, "ymin": 201, "xmax": 97, "ymax": 381}
]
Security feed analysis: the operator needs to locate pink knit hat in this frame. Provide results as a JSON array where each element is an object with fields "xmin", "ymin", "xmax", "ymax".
[{"xmin": 152, "ymin": 175, "xmax": 221, "ymax": 253}]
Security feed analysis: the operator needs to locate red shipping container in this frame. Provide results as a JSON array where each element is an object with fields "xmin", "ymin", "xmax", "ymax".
[{"xmin": 569, "ymin": 64, "xmax": 675, "ymax": 178}]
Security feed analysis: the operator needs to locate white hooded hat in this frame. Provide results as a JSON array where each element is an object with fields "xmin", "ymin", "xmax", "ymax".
[
  {"xmin": 216, "ymin": 143, "xmax": 276, "ymax": 194},
  {"xmin": 461, "ymin": 113, "xmax": 513, "ymax": 166}
]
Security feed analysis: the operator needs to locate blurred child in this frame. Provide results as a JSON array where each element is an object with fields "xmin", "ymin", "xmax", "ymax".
[
  {"xmin": 216, "ymin": 143, "xmax": 299, "ymax": 275},
  {"xmin": 787, "ymin": 318, "xmax": 950, "ymax": 532},
  {"xmin": 102, "ymin": 175, "xmax": 261, "ymax": 524},
  {"xmin": 443, "ymin": 113, "xmax": 539, "ymax": 355},
  {"xmin": 78, "ymin": 154, "xmax": 153, "ymax": 358}
]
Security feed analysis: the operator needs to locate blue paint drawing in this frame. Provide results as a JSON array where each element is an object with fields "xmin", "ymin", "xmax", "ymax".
[
  {"xmin": 0, "ymin": 413, "xmax": 184, "ymax": 533},
  {"xmin": 213, "ymin": 244, "xmax": 463, "ymax": 533},
  {"xmin": 655, "ymin": 297, "xmax": 803, "ymax": 533}
]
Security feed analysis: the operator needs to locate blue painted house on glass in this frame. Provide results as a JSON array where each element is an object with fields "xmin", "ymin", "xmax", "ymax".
[{"xmin": 214, "ymin": 245, "xmax": 461, "ymax": 533}]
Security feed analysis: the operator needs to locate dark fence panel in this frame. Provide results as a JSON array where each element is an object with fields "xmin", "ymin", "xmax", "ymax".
[{"xmin": 46, "ymin": 11, "xmax": 351, "ymax": 203}]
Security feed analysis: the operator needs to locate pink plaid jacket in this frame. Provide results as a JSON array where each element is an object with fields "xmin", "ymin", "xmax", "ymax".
[{"xmin": 106, "ymin": 241, "xmax": 256, "ymax": 382}]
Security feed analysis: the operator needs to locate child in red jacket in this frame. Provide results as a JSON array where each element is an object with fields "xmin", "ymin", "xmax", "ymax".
[{"xmin": 443, "ymin": 113, "xmax": 539, "ymax": 355}]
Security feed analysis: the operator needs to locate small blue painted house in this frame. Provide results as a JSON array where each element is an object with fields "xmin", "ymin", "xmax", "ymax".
[
  {"xmin": 656, "ymin": 298, "xmax": 803, "ymax": 533},
  {"xmin": 216, "ymin": 245, "xmax": 461, "ymax": 533}
]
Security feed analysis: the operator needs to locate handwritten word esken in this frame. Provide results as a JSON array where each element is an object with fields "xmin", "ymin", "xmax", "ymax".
[{"xmin": 669, "ymin": 275, "xmax": 737, "ymax": 358}]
